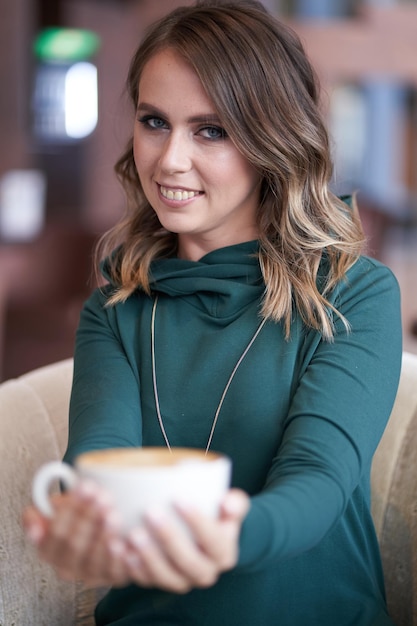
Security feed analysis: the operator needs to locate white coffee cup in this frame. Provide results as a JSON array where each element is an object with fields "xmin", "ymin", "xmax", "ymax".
[{"xmin": 32, "ymin": 447, "xmax": 232, "ymax": 531}]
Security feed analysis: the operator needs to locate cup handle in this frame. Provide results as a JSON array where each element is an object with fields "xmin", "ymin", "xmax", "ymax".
[{"xmin": 32, "ymin": 461, "xmax": 78, "ymax": 518}]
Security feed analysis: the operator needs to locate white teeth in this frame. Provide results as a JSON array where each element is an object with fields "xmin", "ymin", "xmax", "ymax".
[{"xmin": 160, "ymin": 186, "xmax": 198, "ymax": 200}]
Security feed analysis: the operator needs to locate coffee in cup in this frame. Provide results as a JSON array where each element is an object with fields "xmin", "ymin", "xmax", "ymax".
[{"xmin": 32, "ymin": 447, "xmax": 231, "ymax": 531}]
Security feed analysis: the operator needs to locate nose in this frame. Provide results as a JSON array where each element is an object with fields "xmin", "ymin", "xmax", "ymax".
[{"xmin": 158, "ymin": 130, "xmax": 192, "ymax": 175}]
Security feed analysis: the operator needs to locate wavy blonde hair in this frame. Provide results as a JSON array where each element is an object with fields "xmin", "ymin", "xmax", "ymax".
[{"xmin": 97, "ymin": 0, "xmax": 365, "ymax": 340}]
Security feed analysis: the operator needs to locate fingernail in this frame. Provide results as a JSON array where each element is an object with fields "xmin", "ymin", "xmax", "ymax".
[
  {"xmin": 95, "ymin": 490, "xmax": 113, "ymax": 508},
  {"xmin": 174, "ymin": 500, "xmax": 194, "ymax": 515},
  {"xmin": 126, "ymin": 552, "xmax": 141, "ymax": 570},
  {"xmin": 104, "ymin": 510, "xmax": 122, "ymax": 532},
  {"xmin": 108, "ymin": 538, "xmax": 124, "ymax": 556},
  {"xmin": 129, "ymin": 528, "xmax": 150, "ymax": 549},
  {"xmin": 76, "ymin": 480, "xmax": 97, "ymax": 499},
  {"xmin": 224, "ymin": 493, "xmax": 247, "ymax": 516},
  {"xmin": 145, "ymin": 508, "xmax": 168, "ymax": 528},
  {"xmin": 26, "ymin": 524, "xmax": 44, "ymax": 545}
]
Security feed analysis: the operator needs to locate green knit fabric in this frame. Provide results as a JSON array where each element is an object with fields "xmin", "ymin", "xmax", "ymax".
[{"xmin": 65, "ymin": 240, "xmax": 402, "ymax": 625}]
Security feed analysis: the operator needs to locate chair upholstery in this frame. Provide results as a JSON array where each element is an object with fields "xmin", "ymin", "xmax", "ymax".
[
  {"xmin": 371, "ymin": 350, "xmax": 417, "ymax": 626},
  {"xmin": 0, "ymin": 358, "xmax": 102, "ymax": 626},
  {"xmin": 0, "ymin": 353, "xmax": 416, "ymax": 625}
]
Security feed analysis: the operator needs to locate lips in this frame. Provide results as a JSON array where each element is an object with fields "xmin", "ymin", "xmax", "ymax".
[{"xmin": 159, "ymin": 185, "xmax": 202, "ymax": 201}]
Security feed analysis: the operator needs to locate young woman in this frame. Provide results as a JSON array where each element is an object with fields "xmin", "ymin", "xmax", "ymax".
[{"xmin": 23, "ymin": 1, "xmax": 402, "ymax": 624}]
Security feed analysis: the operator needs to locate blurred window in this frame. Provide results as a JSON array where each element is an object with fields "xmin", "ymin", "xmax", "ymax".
[
  {"xmin": 32, "ymin": 61, "xmax": 97, "ymax": 142},
  {"xmin": 330, "ymin": 80, "xmax": 410, "ymax": 218},
  {"xmin": 0, "ymin": 170, "xmax": 46, "ymax": 242},
  {"xmin": 280, "ymin": 0, "xmax": 359, "ymax": 17},
  {"xmin": 32, "ymin": 27, "xmax": 99, "ymax": 143},
  {"xmin": 329, "ymin": 83, "xmax": 367, "ymax": 196}
]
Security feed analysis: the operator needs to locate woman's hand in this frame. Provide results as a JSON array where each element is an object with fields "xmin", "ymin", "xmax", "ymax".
[
  {"xmin": 123, "ymin": 489, "xmax": 250, "ymax": 593},
  {"xmin": 22, "ymin": 485, "xmax": 250, "ymax": 593},
  {"xmin": 22, "ymin": 480, "xmax": 131, "ymax": 588}
]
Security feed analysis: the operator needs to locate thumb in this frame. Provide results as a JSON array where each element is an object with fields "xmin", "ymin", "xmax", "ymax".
[{"xmin": 221, "ymin": 489, "xmax": 250, "ymax": 522}]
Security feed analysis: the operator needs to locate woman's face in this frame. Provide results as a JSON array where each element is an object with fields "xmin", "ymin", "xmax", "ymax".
[{"xmin": 133, "ymin": 48, "xmax": 261, "ymax": 260}]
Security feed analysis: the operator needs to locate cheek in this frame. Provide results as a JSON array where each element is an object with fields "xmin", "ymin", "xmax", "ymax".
[
  {"xmin": 133, "ymin": 142, "xmax": 152, "ymax": 182},
  {"xmin": 206, "ymin": 153, "xmax": 241, "ymax": 188},
  {"xmin": 216, "ymin": 148, "xmax": 258, "ymax": 183},
  {"xmin": 133, "ymin": 130, "xmax": 153, "ymax": 170},
  {"xmin": 237, "ymin": 154, "xmax": 261, "ymax": 192}
]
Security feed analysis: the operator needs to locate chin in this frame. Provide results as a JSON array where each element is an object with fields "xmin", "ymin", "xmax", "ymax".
[{"xmin": 157, "ymin": 217, "xmax": 197, "ymax": 235}]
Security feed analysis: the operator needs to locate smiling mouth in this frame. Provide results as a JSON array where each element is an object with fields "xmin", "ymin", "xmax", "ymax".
[{"xmin": 159, "ymin": 185, "xmax": 202, "ymax": 201}]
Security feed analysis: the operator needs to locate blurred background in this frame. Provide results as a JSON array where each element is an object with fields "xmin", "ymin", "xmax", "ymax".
[{"xmin": 0, "ymin": 0, "xmax": 416, "ymax": 381}]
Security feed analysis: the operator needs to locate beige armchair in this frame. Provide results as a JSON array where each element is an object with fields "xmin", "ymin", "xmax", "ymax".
[
  {"xmin": 0, "ymin": 353, "xmax": 416, "ymax": 625},
  {"xmin": 371, "ymin": 350, "xmax": 417, "ymax": 625},
  {"xmin": 0, "ymin": 359, "xmax": 102, "ymax": 626}
]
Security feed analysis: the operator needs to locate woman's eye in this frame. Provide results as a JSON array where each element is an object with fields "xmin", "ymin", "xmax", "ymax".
[
  {"xmin": 138, "ymin": 115, "xmax": 168, "ymax": 130},
  {"xmin": 199, "ymin": 126, "xmax": 227, "ymax": 140}
]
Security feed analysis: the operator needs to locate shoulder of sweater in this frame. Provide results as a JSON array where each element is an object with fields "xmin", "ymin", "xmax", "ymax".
[{"xmin": 345, "ymin": 255, "xmax": 400, "ymax": 291}]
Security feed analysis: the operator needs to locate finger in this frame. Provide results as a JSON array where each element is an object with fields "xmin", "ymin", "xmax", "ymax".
[
  {"xmin": 71, "ymin": 484, "xmax": 135, "ymax": 587},
  {"xmin": 83, "ymin": 530, "xmax": 132, "ymax": 588},
  {"xmin": 174, "ymin": 503, "xmax": 230, "ymax": 564},
  {"xmin": 39, "ymin": 484, "xmax": 111, "ymax": 576},
  {"xmin": 220, "ymin": 489, "xmax": 251, "ymax": 521},
  {"xmin": 25, "ymin": 485, "xmax": 131, "ymax": 588},
  {"xmin": 172, "ymin": 491, "xmax": 249, "ymax": 571},
  {"xmin": 56, "ymin": 533, "xmax": 130, "ymax": 589},
  {"xmin": 22, "ymin": 505, "xmax": 48, "ymax": 546},
  {"xmin": 125, "ymin": 525, "xmax": 195, "ymax": 593},
  {"xmin": 61, "ymin": 486, "xmax": 120, "ymax": 579},
  {"xmin": 143, "ymin": 510, "xmax": 219, "ymax": 588},
  {"xmin": 73, "ymin": 535, "xmax": 130, "ymax": 588}
]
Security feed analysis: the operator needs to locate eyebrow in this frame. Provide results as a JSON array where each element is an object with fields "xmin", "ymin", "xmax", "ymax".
[{"xmin": 137, "ymin": 102, "xmax": 222, "ymax": 125}]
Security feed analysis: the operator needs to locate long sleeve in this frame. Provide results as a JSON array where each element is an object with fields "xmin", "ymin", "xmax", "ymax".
[
  {"xmin": 236, "ymin": 257, "xmax": 402, "ymax": 570},
  {"xmin": 64, "ymin": 288, "xmax": 146, "ymax": 465}
]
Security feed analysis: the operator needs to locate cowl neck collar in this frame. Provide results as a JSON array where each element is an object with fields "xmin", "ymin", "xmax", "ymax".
[{"xmin": 149, "ymin": 240, "xmax": 264, "ymax": 318}]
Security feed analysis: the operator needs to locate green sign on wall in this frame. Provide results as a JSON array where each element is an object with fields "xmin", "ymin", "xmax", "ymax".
[{"xmin": 34, "ymin": 28, "xmax": 100, "ymax": 62}]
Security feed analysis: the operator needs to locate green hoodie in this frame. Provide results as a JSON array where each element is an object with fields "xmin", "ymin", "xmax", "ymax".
[{"xmin": 65, "ymin": 240, "xmax": 402, "ymax": 625}]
